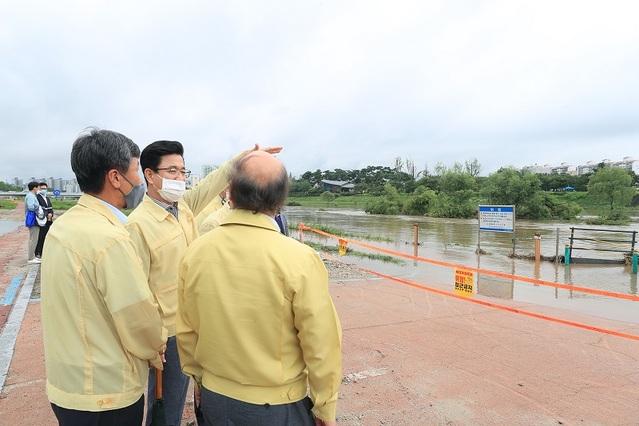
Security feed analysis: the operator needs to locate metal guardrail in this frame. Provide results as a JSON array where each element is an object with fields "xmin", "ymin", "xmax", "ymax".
[
  {"xmin": 567, "ymin": 227, "xmax": 637, "ymax": 264},
  {"xmin": 0, "ymin": 191, "xmax": 82, "ymax": 199}
]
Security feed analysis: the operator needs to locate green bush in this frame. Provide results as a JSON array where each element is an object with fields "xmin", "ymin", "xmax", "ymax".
[{"xmin": 431, "ymin": 191, "xmax": 477, "ymax": 218}]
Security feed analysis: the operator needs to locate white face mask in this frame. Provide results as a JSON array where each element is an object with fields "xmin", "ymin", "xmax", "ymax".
[{"xmin": 155, "ymin": 174, "xmax": 186, "ymax": 203}]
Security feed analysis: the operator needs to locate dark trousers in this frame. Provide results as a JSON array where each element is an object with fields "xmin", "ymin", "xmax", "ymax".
[
  {"xmin": 145, "ymin": 336, "xmax": 190, "ymax": 426},
  {"xmin": 200, "ymin": 387, "xmax": 315, "ymax": 426},
  {"xmin": 51, "ymin": 395, "xmax": 144, "ymax": 426},
  {"xmin": 35, "ymin": 221, "xmax": 51, "ymax": 257}
]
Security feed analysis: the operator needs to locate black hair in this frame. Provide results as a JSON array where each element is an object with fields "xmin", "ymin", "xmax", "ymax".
[{"xmin": 140, "ymin": 140, "xmax": 185, "ymax": 184}]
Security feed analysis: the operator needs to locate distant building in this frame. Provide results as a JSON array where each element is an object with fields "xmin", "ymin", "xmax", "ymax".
[
  {"xmin": 201, "ymin": 164, "xmax": 218, "ymax": 177},
  {"xmin": 525, "ymin": 157, "xmax": 637, "ymax": 176},
  {"xmin": 189, "ymin": 173, "xmax": 201, "ymax": 188},
  {"xmin": 321, "ymin": 180, "xmax": 355, "ymax": 193},
  {"xmin": 611, "ymin": 156, "xmax": 638, "ymax": 174},
  {"xmin": 577, "ymin": 160, "xmax": 600, "ymax": 176},
  {"xmin": 64, "ymin": 180, "xmax": 80, "ymax": 193}
]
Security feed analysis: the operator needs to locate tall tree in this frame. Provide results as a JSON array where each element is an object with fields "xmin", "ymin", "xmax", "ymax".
[
  {"xmin": 433, "ymin": 162, "xmax": 447, "ymax": 176},
  {"xmin": 481, "ymin": 168, "xmax": 545, "ymax": 218},
  {"xmin": 588, "ymin": 167, "xmax": 635, "ymax": 215},
  {"xmin": 405, "ymin": 156, "xmax": 416, "ymax": 179},
  {"xmin": 439, "ymin": 171, "xmax": 476, "ymax": 193},
  {"xmin": 394, "ymin": 156, "xmax": 404, "ymax": 173},
  {"xmin": 464, "ymin": 158, "xmax": 482, "ymax": 177}
]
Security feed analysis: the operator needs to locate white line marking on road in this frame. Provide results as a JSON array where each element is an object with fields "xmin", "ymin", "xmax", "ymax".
[{"xmin": 0, "ymin": 265, "xmax": 38, "ymax": 393}]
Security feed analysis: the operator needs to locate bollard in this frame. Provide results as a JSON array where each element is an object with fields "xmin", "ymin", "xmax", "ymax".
[
  {"xmin": 413, "ymin": 223, "xmax": 419, "ymax": 259},
  {"xmin": 633, "ymin": 251, "xmax": 638, "ymax": 275},
  {"xmin": 534, "ymin": 232, "xmax": 541, "ymax": 263},
  {"xmin": 564, "ymin": 244, "xmax": 570, "ymax": 266}
]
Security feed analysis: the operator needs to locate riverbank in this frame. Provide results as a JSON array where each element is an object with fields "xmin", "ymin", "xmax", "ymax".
[
  {"xmin": 0, "ymin": 203, "xmax": 22, "ymax": 221},
  {"xmin": 287, "ymin": 193, "xmax": 639, "ymax": 223}
]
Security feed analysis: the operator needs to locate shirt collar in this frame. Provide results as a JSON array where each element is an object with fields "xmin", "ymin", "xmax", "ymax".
[
  {"xmin": 266, "ymin": 214, "xmax": 279, "ymax": 232},
  {"xmin": 98, "ymin": 199, "xmax": 128, "ymax": 224},
  {"xmin": 150, "ymin": 196, "xmax": 179, "ymax": 220}
]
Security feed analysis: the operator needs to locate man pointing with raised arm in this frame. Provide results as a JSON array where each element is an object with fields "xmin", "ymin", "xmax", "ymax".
[{"xmin": 125, "ymin": 140, "xmax": 282, "ymax": 425}]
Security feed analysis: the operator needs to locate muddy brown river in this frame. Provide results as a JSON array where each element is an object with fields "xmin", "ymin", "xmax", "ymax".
[{"xmin": 284, "ymin": 206, "xmax": 639, "ymax": 324}]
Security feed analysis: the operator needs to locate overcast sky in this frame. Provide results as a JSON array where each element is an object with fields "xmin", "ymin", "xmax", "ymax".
[{"xmin": 1, "ymin": 0, "xmax": 637, "ymax": 183}]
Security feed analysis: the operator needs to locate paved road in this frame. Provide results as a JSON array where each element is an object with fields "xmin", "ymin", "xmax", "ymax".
[{"xmin": 1, "ymin": 205, "xmax": 639, "ymax": 425}]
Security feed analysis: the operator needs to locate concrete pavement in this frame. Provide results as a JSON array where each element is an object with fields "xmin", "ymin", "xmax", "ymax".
[{"xmin": 1, "ymin": 207, "xmax": 639, "ymax": 425}]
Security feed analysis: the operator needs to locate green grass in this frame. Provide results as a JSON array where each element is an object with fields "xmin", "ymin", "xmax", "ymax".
[
  {"xmin": 287, "ymin": 194, "xmax": 380, "ymax": 209},
  {"xmin": 302, "ymin": 241, "xmax": 405, "ymax": 265},
  {"xmin": 51, "ymin": 200, "xmax": 78, "ymax": 211},
  {"xmin": 0, "ymin": 199, "xmax": 18, "ymax": 209},
  {"xmin": 290, "ymin": 222, "xmax": 394, "ymax": 243},
  {"xmin": 551, "ymin": 191, "xmax": 639, "ymax": 216}
]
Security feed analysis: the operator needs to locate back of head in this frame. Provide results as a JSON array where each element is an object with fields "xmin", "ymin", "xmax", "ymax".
[
  {"xmin": 28, "ymin": 181, "xmax": 39, "ymax": 191},
  {"xmin": 229, "ymin": 151, "xmax": 290, "ymax": 214},
  {"xmin": 71, "ymin": 127, "xmax": 140, "ymax": 194},
  {"xmin": 140, "ymin": 140, "xmax": 184, "ymax": 184}
]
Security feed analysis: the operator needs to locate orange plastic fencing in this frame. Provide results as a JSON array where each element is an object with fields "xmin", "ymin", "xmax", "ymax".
[
  {"xmin": 321, "ymin": 252, "xmax": 639, "ymax": 342},
  {"xmin": 300, "ymin": 222, "xmax": 639, "ymax": 342},
  {"xmin": 299, "ymin": 222, "xmax": 639, "ymax": 302}
]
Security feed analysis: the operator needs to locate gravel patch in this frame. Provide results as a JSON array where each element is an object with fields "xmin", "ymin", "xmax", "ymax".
[{"xmin": 323, "ymin": 258, "xmax": 376, "ymax": 280}]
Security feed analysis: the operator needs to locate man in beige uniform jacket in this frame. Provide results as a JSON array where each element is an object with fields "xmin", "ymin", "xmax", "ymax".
[
  {"xmin": 177, "ymin": 151, "xmax": 342, "ymax": 425},
  {"xmin": 125, "ymin": 140, "xmax": 281, "ymax": 425},
  {"xmin": 41, "ymin": 128, "xmax": 167, "ymax": 426}
]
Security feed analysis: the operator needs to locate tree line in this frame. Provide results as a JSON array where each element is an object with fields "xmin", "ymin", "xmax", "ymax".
[{"xmin": 290, "ymin": 159, "xmax": 638, "ymax": 222}]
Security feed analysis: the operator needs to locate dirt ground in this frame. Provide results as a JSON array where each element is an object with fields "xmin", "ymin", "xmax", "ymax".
[
  {"xmin": 0, "ymin": 201, "xmax": 364, "ymax": 426},
  {"xmin": 4, "ymin": 201, "xmax": 639, "ymax": 425}
]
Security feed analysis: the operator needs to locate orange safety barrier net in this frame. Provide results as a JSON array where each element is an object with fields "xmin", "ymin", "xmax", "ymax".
[
  {"xmin": 299, "ymin": 222, "xmax": 639, "ymax": 302},
  {"xmin": 321, "ymin": 251, "xmax": 639, "ymax": 342}
]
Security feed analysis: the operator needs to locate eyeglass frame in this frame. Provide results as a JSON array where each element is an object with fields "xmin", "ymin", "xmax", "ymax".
[{"xmin": 155, "ymin": 167, "xmax": 191, "ymax": 178}]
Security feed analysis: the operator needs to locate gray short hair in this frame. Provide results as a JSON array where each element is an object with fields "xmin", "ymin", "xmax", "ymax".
[{"xmin": 71, "ymin": 127, "xmax": 140, "ymax": 194}]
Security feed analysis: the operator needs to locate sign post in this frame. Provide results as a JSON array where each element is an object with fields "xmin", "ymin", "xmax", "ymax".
[{"xmin": 477, "ymin": 205, "xmax": 515, "ymax": 253}]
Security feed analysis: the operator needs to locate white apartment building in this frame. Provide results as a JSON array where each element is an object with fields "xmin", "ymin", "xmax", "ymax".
[{"xmin": 525, "ymin": 157, "xmax": 637, "ymax": 176}]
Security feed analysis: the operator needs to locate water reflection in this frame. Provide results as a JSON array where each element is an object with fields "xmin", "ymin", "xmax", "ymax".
[{"xmin": 285, "ymin": 206, "xmax": 639, "ymax": 324}]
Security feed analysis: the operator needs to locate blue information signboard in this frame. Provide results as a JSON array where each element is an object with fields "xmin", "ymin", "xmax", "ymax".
[
  {"xmin": 478, "ymin": 205, "xmax": 515, "ymax": 233},
  {"xmin": 53, "ymin": 189, "xmax": 61, "ymax": 199}
]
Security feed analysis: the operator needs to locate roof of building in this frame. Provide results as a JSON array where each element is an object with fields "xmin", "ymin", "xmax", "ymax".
[{"xmin": 321, "ymin": 179, "xmax": 354, "ymax": 188}]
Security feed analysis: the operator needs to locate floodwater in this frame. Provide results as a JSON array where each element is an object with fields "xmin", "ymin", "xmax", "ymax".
[
  {"xmin": 0, "ymin": 220, "xmax": 21, "ymax": 237},
  {"xmin": 284, "ymin": 206, "xmax": 639, "ymax": 325}
]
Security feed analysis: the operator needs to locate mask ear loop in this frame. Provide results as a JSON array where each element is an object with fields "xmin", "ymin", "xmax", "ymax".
[{"xmin": 150, "ymin": 172, "xmax": 162, "ymax": 192}]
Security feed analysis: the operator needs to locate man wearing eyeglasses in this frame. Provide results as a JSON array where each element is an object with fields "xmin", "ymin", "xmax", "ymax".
[{"xmin": 125, "ymin": 140, "xmax": 282, "ymax": 426}]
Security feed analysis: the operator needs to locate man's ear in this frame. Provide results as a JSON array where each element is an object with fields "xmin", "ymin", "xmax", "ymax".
[
  {"xmin": 143, "ymin": 168, "xmax": 154, "ymax": 184},
  {"xmin": 106, "ymin": 169, "xmax": 121, "ymax": 190}
]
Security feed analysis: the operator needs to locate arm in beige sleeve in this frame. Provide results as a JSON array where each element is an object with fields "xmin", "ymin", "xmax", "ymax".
[
  {"xmin": 182, "ymin": 153, "xmax": 238, "ymax": 217},
  {"xmin": 293, "ymin": 250, "xmax": 342, "ymax": 422},
  {"xmin": 182, "ymin": 144, "xmax": 283, "ymax": 217},
  {"xmin": 97, "ymin": 237, "xmax": 167, "ymax": 369},
  {"xmin": 175, "ymin": 259, "xmax": 203, "ymax": 385}
]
